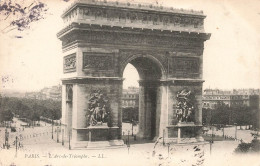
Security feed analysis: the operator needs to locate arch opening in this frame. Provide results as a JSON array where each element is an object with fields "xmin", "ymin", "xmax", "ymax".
[{"xmin": 122, "ymin": 56, "xmax": 163, "ymax": 140}]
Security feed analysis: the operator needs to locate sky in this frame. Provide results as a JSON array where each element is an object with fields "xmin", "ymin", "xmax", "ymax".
[{"xmin": 0, "ymin": 0, "xmax": 259, "ymax": 92}]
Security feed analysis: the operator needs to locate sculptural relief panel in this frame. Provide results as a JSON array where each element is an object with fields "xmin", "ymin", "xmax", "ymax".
[
  {"xmin": 86, "ymin": 90, "xmax": 111, "ymax": 127},
  {"xmin": 171, "ymin": 57, "xmax": 200, "ymax": 78},
  {"xmin": 64, "ymin": 53, "xmax": 76, "ymax": 73},
  {"xmin": 83, "ymin": 52, "xmax": 114, "ymax": 71},
  {"xmin": 175, "ymin": 89, "xmax": 195, "ymax": 123}
]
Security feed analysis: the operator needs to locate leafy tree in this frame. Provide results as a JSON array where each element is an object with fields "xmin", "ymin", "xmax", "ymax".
[
  {"xmin": 202, "ymin": 101, "xmax": 258, "ymax": 127},
  {"xmin": 0, "ymin": 108, "xmax": 13, "ymax": 122},
  {"xmin": 122, "ymin": 107, "xmax": 138, "ymax": 122},
  {"xmin": 0, "ymin": 96, "xmax": 61, "ymax": 122},
  {"xmin": 202, "ymin": 108, "xmax": 211, "ymax": 125}
]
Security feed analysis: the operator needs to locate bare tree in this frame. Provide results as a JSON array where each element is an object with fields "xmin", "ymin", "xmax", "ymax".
[{"xmin": 0, "ymin": 0, "xmax": 48, "ymax": 34}]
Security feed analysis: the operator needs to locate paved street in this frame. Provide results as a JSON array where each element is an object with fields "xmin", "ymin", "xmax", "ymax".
[
  {"xmin": 0, "ymin": 120, "xmax": 259, "ymax": 166},
  {"xmin": 205, "ymin": 126, "xmax": 256, "ymax": 143}
]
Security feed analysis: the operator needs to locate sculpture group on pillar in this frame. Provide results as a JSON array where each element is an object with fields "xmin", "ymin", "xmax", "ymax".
[
  {"xmin": 86, "ymin": 90, "xmax": 111, "ymax": 126},
  {"xmin": 176, "ymin": 89, "xmax": 195, "ymax": 123}
]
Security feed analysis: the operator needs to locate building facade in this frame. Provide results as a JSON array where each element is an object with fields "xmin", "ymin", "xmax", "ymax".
[
  {"xmin": 24, "ymin": 85, "xmax": 62, "ymax": 101},
  {"xmin": 40, "ymin": 85, "xmax": 62, "ymax": 101},
  {"xmin": 202, "ymin": 89, "xmax": 259, "ymax": 109},
  {"xmin": 122, "ymin": 86, "xmax": 139, "ymax": 108}
]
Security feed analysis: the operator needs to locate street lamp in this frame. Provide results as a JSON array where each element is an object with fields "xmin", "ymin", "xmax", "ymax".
[
  {"xmin": 211, "ymin": 126, "xmax": 214, "ymax": 143},
  {"xmin": 131, "ymin": 118, "xmax": 134, "ymax": 136},
  {"xmin": 15, "ymin": 136, "xmax": 18, "ymax": 157},
  {"xmin": 62, "ymin": 129, "xmax": 64, "ymax": 146},
  {"xmin": 57, "ymin": 126, "xmax": 59, "ymax": 143},
  {"xmin": 222, "ymin": 124, "xmax": 225, "ymax": 138},
  {"xmin": 209, "ymin": 109, "xmax": 213, "ymax": 155},
  {"xmin": 127, "ymin": 130, "xmax": 130, "ymax": 154},
  {"xmin": 234, "ymin": 123, "xmax": 237, "ymax": 140},
  {"xmin": 52, "ymin": 119, "xmax": 54, "ymax": 139},
  {"xmin": 163, "ymin": 129, "xmax": 165, "ymax": 146},
  {"xmin": 69, "ymin": 131, "xmax": 71, "ymax": 150},
  {"xmin": 4, "ymin": 128, "xmax": 9, "ymax": 149}
]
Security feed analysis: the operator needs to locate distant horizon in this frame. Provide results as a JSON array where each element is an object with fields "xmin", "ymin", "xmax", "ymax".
[{"xmin": 1, "ymin": 85, "xmax": 259, "ymax": 93}]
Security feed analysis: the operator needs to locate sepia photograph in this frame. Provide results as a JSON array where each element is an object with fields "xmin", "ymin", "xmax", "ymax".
[{"xmin": 0, "ymin": 0, "xmax": 259, "ymax": 165}]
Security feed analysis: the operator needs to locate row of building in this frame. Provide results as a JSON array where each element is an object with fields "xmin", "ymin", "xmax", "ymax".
[
  {"xmin": 202, "ymin": 89, "xmax": 260, "ymax": 109},
  {"xmin": 0, "ymin": 85, "xmax": 62, "ymax": 101},
  {"xmin": 122, "ymin": 86, "xmax": 139, "ymax": 108},
  {"xmin": 2, "ymin": 85, "xmax": 259, "ymax": 109},
  {"xmin": 122, "ymin": 87, "xmax": 260, "ymax": 110},
  {"xmin": 24, "ymin": 85, "xmax": 62, "ymax": 101}
]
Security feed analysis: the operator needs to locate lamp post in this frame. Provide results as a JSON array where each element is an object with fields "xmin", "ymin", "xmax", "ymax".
[
  {"xmin": 211, "ymin": 126, "xmax": 214, "ymax": 143},
  {"xmin": 5, "ymin": 128, "xmax": 9, "ymax": 149},
  {"xmin": 163, "ymin": 129, "xmax": 165, "ymax": 146},
  {"xmin": 69, "ymin": 131, "xmax": 71, "ymax": 150},
  {"xmin": 15, "ymin": 136, "xmax": 18, "ymax": 157},
  {"xmin": 131, "ymin": 118, "xmax": 134, "ymax": 136},
  {"xmin": 209, "ymin": 127, "xmax": 214, "ymax": 155},
  {"xmin": 62, "ymin": 129, "xmax": 64, "ymax": 146},
  {"xmin": 128, "ymin": 130, "xmax": 130, "ymax": 145},
  {"xmin": 127, "ymin": 130, "xmax": 130, "ymax": 154},
  {"xmin": 222, "ymin": 124, "xmax": 225, "ymax": 138},
  {"xmin": 57, "ymin": 126, "xmax": 59, "ymax": 143},
  {"xmin": 209, "ymin": 109, "xmax": 213, "ymax": 155},
  {"xmin": 51, "ymin": 119, "xmax": 53, "ymax": 139},
  {"xmin": 234, "ymin": 123, "xmax": 237, "ymax": 140}
]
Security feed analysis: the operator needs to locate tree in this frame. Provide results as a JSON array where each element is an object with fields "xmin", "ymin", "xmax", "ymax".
[
  {"xmin": 0, "ymin": 96, "xmax": 61, "ymax": 122},
  {"xmin": 202, "ymin": 108, "xmax": 216, "ymax": 125},
  {"xmin": 233, "ymin": 105, "xmax": 258, "ymax": 129},
  {"xmin": 202, "ymin": 101, "xmax": 258, "ymax": 127},
  {"xmin": 122, "ymin": 107, "xmax": 138, "ymax": 122},
  {"xmin": 0, "ymin": 109, "xmax": 13, "ymax": 122},
  {"xmin": 210, "ymin": 102, "xmax": 230, "ymax": 125},
  {"xmin": 0, "ymin": 0, "xmax": 48, "ymax": 33}
]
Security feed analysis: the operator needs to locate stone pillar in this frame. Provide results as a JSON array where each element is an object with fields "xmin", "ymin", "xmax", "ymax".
[
  {"xmin": 177, "ymin": 128, "xmax": 181, "ymax": 143},
  {"xmin": 137, "ymin": 84, "xmax": 145, "ymax": 138},
  {"xmin": 66, "ymin": 102, "xmax": 73, "ymax": 139},
  {"xmin": 138, "ymin": 80, "xmax": 160, "ymax": 140},
  {"xmin": 158, "ymin": 82, "xmax": 170, "ymax": 139},
  {"xmin": 164, "ymin": 80, "xmax": 204, "ymax": 143},
  {"xmin": 62, "ymin": 77, "xmax": 124, "ymax": 144}
]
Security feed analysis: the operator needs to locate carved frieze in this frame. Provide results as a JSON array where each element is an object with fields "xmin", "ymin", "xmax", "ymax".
[
  {"xmin": 171, "ymin": 57, "xmax": 200, "ymax": 77},
  {"xmin": 61, "ymin": 29, "xmax": 203, "ymax": 48},
  {"xmin": 63, "ymin": 6, "xmax": 204, "ymax": 30},
  {"xmin": 64, "ymin": 53, "xmax": 76, "ymax": 73},
  {"xmin": 83, "ymin": 52, "xmax": 114, "ymax": 70}
]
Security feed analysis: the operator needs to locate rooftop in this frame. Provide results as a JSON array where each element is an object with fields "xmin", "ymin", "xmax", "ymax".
[{"xmin": 62, "ymin": 0, "xmax": 205, "ymax": 18}]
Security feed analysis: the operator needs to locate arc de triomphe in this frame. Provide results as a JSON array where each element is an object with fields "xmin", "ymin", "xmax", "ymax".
[{"xmin": 57, "ymin": 0, "xmax": 211, "ymax": 149}]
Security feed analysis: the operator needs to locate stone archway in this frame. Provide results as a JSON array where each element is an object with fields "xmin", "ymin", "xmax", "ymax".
[
  {"xmin": 122, "ymin": 55, "xmax": 165, "ymax": 140},
  {"xmin": 57, "ymin": 1, "xmax": 211, "ymax": 149}
]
